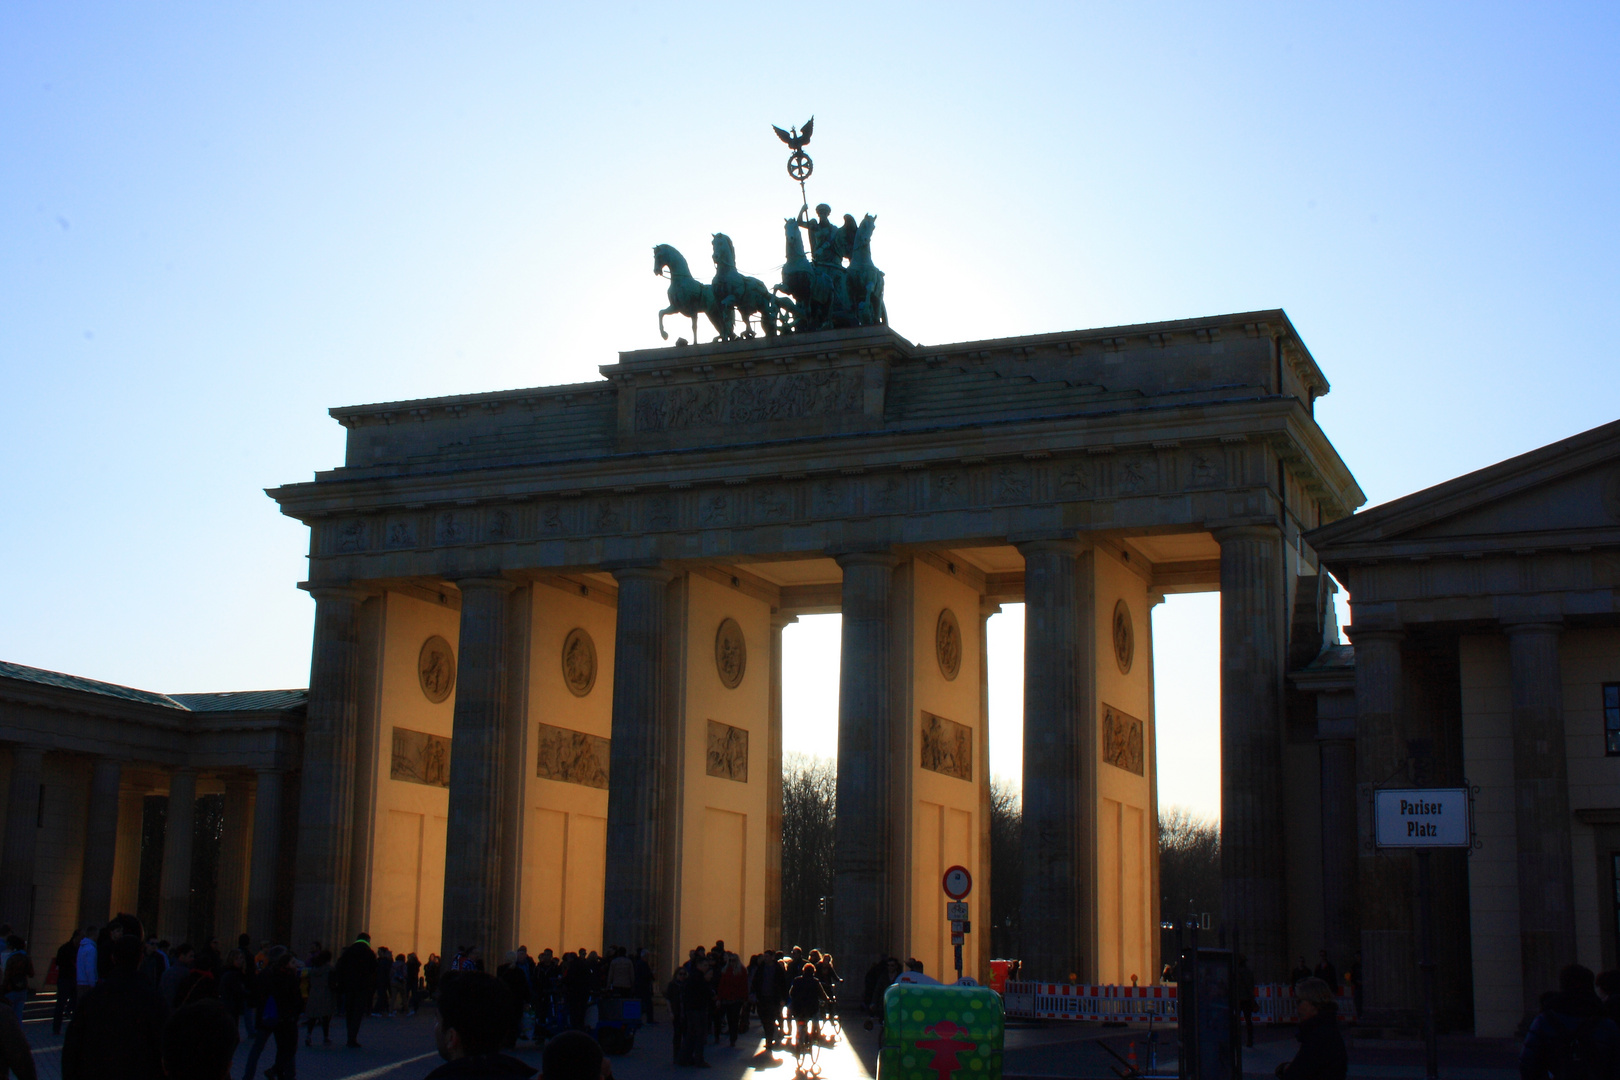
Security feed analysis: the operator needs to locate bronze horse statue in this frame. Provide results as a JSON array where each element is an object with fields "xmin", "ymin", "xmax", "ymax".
[
  {"xmin": 710, "ymin": 233, "xmax": 783, "ymax": 339},
  {"xmin": 847, "ymin": 213, "xmax": 886, "ymax": 326},
  {"xmin": 653, "ymin": 243, "xmax": 720, "ymax": 342}
]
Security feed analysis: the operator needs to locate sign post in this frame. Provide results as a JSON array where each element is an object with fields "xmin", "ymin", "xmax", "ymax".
[
  {"xmin": 1373, "ymin": 788, "xmax": 1472, "ymax": 1080},
  {"xmin": 943, "ymin": 865, "xmax": 972, "ymax": 982}
]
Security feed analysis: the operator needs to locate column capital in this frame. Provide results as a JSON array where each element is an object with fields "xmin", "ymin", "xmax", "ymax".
[
  {"xmin": 609, "ymin": 564, "xmax": 677, "ymax": 585},
  {"xmin": 298, "ymin": 581, "xmax": 374, "ymax": 603},
  {"xmin": 770, "ymin": 610, "xmax": 800, "ymax": 630},
  {"xmin": 833, "ymin": 549, "xmax": 900, "ymax": 570},
  {"xmin": 455, "ymin": 576, "xmax": 520, "ymax": 595},
  {"xmin": 1014, "ymin": 537, "xmax": 1084, "ymax": 558},
  {"xmin": 1501, "ymin": 618, "xmax": 1564, "ymax": 637},
  {"xmin": 978, "ymin": 597, "xmax": 1002, "ymax": 619},
  {"xmin": 1345, "ymin": 622, "xmax": 1404, "ymax": 645},
  {"xmin": 1210, "ymin": 524, "xmax": 1283, "ymax": 545}
]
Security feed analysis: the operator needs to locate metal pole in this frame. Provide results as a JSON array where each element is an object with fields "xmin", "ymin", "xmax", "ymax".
[{"xmin": 1417, "ymin": 851, "xmax": 1438, "ymax": 1080}]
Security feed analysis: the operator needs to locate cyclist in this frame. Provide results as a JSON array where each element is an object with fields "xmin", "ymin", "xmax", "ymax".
[{"xmin": 788, "ymin": 962, "xmax": 829, "ymax": 1054}]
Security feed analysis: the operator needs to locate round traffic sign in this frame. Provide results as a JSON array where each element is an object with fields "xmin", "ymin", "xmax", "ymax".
[{"xmin": 942, "ymin": 865, "xmax": 972, "ymax": 900}]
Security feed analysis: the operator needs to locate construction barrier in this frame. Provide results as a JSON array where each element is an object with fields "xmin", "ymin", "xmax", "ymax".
[{"xmin": 1001, "ymin": 981, "xmax": 1357, "ymax": 1023}]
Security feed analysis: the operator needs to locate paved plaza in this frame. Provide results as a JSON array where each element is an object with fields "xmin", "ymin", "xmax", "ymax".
[{"xmin": 17, "ymin": 997, "xmax": 1520, "ymax": 1080}]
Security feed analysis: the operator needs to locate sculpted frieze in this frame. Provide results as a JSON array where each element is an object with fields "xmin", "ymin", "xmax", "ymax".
[
  {"xmin": 633, "ymin": 369, "xmax": 863, "ymax": 433},
  {"xmin": 385, "ymin": 517, "xmax": 419, "ymax": 548},
  {"xmin": 335, "ymin": 518, "xmax": 368, "ymax": 552},
  {"xmin": 312, "ymin": 443, "xmax": 1256, "ymax": 563}
]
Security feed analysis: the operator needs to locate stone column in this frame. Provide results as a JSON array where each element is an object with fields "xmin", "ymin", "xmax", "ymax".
[
  {"xmin": 290, "ymin": 585, "xmax": 370, "ymax": 952},
  {"xmin": 765, "ymin": 611, "xmax": 795, "ymax": 952},
  {"xmin": 79, "ymin": 757, "xmax": 124, "ymax": 927},
  {"xmin": 0, "ymin": 746, "xmax": 45, "ymax": 933},
  {"xmin": 978, "ymin": 598, "xmax": 999, "ymax": 979},
  {"xmin": 1505, "ymin": 620, "xmax": 1576, "ymax": 1020},
  {"xmin": 1347, "ymin": 622, "xmax": 1414, "ymax": 1020},
  {"xmin": 833, "ymin": 551, "xmax": 900, "ymax": 988},
  {"xmin": 604, "ymin": 567, "xmax": 678, "ymax": 963},
  {"xmin": 159, "ymin": 767, "xmax": 199, "ymax": 943},
  {"xmin": 1316, "ymin": 728, "xmax": 1358, "ymax": 975},
  {"xmin": 441, "ymin": 577, "xmax": 519, "ymax": 963},
  {"xmin": 212, "ymin": 775, "xmax": 252, "ymax": 942},
  {"xmin": 1214, "ymin": 525, "xmax": 1287, "ymax": 980},
  {"xmin": 247, "ymin": 770, "xmax": 284, "ymax": 944},
  {"xmin": 1017, "ymin": 539, "xmax": 1095, "ymax": 981},
  {"xmin": 497, "ymin": 585, "xmax": 532, "ymax": 953}
]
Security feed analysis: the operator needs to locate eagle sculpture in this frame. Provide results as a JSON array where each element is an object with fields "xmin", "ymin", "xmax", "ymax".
[{"xmin": 772, "ymin": 117, "xmax": 814, "ymax": 151}]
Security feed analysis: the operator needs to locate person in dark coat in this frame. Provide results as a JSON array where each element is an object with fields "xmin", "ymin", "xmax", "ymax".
[
  {"xmin": 666, "ymin": 968, "xmax": 688, "ymax": 1063},
  {"xmin": 679, "ymin": 957, "xmax": 716, "ymax": 1067},
  {"xmin": 61, "ymin": 933, "xmax": 167, "ymax": 1080},
  {"xmin": 1522, "ymin": 965, "xmax": 1620, "ymax": 1080},
  {"xmin": 332, "ymin": 933, "xmax": 377, "ymax": 1048},
  {"xmin": 425, "ymin": 971, "xmax": 535, "ymax": 1079},
  {"xmin": 1275, "ymin": 978, "xmax": 1347, "ymax": 1080},
  {"xmin": 161, "ymin": 999, "xmax": 239, "ymax": 1080},
  {"xmin": 1236, "ymin": 956, "xmax": 1258, "ymax": 1049},
  {"xmin": 52, "ymin": 931, "xmax": 81, "ymax": 1034},
  {"xmin": 562, "ymin": 951, "xmax": 593, "ymax": 1033},
  {"xmin": 0, "ymin": 1000, "xmax": 35, "ymax": 1080}
]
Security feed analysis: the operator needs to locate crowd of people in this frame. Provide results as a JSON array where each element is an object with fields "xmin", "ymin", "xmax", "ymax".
[{"xmin": 0, "ymin": 913, "xmax": 633, "ymax": 1080}]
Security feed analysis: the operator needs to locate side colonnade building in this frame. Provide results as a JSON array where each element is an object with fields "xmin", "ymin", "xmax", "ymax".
[
  {"xmin": 0, "ymin": 664, "xmax": 302, "ymax": 954},
  {"xmin": 267, "ymin": 314, "xmax": 1362, "ymax": 990}
]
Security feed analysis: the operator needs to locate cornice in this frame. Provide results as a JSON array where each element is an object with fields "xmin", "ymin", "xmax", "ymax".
[
  {"xmin": 271, "ymin": 396, "xmax": 1333, "ymax": 521},
  {"xmin": 1309, "ymin": 417, "xmax": 1620, "ymax": 553}
]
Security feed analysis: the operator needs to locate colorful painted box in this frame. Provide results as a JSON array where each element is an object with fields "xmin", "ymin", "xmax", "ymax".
[{"xmin": 878, "ymin": 983, "xmax": 1005, "ymax": 1080}]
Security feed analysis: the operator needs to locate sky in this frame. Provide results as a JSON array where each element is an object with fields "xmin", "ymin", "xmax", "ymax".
[{"xmin": 4, "ymin": 3, "xmax": 1617, "ymax": 824}]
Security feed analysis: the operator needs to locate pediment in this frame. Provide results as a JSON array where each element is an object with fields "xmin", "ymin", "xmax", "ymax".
[{"xmin": 1308, "ymin": 418, "xmax": 1620, "ymax": 557}]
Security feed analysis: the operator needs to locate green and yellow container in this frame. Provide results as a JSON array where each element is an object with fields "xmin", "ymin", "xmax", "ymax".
[{"xmin": 877, "ymin": 983, "xmax": 1005, "ymax": 1080}]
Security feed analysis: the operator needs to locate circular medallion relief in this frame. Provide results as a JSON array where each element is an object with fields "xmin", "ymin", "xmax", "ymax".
[
  {"xmin": 1112, "ymin": 600, "xmax": 1135, "ymax": 675},
  {"xmin": 935, "ymin": 608, "xmax": 962, "ymax": 681},
  {"xmin": 418, "ymin": 635, "xmax": 456, "ymax": 703},
  {"xmin": 715, "ymin": 618, "xmax": 747, "ymax": 689},
  {"xmin": 561, "ymin": 627, "xmax": 597, "ymax": 697}
]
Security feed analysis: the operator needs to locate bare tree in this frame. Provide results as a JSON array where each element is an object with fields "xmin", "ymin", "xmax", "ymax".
[
  {"xmin": 989, "ymin": 777, "xmax": 1022, "ymax": 959},
  {"xmin": 781, "ymin": 752, "xmax": 836, "ymax": 950},
  {"xmin": 1158, "ymin": 805, "xmax": 1221, "ymax": 962}
]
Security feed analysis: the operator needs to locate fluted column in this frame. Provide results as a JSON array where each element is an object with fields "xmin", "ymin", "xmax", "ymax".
[
  {"xmin": 1214, "ymin": 525, "xmax": 1287, "ymax": 980},
  {"xmin": 1317, "ymin": 732, "xmax": 1358, "ymax": 974},
  {"xmin": 977, "ymin": 598, "xmax": 999, "ymax": 979},
  {"xmin": 290, "ymin": 585, "xmax": 370, "ymax": 952},
  {"xmin": 246, "ymin": 769, "xmax": 284, "ymax": 943},
  {"xmin": 1506, "ymin": 620, "xmax": 1575, "ymax": 1019},
  {"xmin": 603, "ymin": 566, "xmax": 678, "ymax": 964},
  {"xmin": 833, "ymin": 551, "xmax": 900, "ymax": 989},
  {"xmin": 159, "ymin": 767, "xmax": 199, "ymax": 943},
  {"xmin": 212, "ymin": 775, "xmax": 252, "ymax": 942},
  {"xmin": 496, "ymin": 585, "xmax": 532, "ymax": 953},
  {"xmin": 441, "ymin": 577, "xmax": 519, "ymax": 962},
  {"xmin": 79, "ymin": 758, "xmax": 124, "ymax": 927},
  {"xmin": 1018, "ymin": 539, "xmax": 1095, "ymax": 980},
  {"xmin": 0, "ymin": 746, "xmax": 46, "ymax": 931},
  {"xmin": 1348, "ymin": 622, "xmax": 1414, "ymax": 1020},
  {"xmin": 765, "ymin": 611, "xmax": 795, "ymax": 951}
]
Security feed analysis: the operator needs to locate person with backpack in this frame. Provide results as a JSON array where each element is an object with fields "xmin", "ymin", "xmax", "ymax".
[{"xmin": 1522, "ymin": 966, "xmax": 1620, "ymax": 1080}]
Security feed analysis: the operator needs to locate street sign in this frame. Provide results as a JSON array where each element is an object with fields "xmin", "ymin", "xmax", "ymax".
[
  {"xmin": 1374, "ymin": 788, "xmax": 1471, "ymax": 848},
  {"xmin": 945, "ymin": 901, "xmax": 968, "ymax": 921},
  {"xmin": 951, "ymin": 920, "xmax": 970, "ymax": 933},
  {"xmin": 943, "ymin": 865, "xmax": 972, "ymax": 900},
  {"xmin": 951, "ymin": 933, "xmax": 965, "ymax": 945}
]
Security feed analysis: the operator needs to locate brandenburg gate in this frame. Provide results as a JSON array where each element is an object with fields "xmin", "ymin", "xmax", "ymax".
[{"xmin": 269, "ymin": 311, "xmax": 1362, "ymax": 987}]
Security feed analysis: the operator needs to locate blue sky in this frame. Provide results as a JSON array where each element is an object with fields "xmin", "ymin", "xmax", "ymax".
[{"xmin": 4, "ymin": 3, "xmax": 1616, "ymax": 820}]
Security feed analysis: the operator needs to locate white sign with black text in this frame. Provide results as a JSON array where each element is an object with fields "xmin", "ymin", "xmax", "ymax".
[{"xmin": 1374, "ymin": 788, "xmax": 1471, "ymax": 848}]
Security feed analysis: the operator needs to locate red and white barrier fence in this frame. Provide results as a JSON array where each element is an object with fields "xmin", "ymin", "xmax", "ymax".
[{"xmin": 1001, "ymin": 981, "xmax": 1357, "ymax": 1023}]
